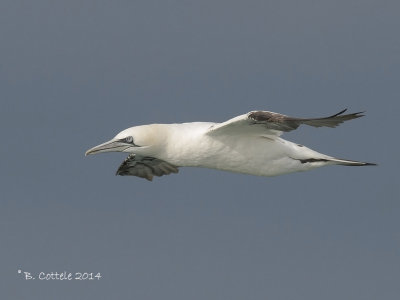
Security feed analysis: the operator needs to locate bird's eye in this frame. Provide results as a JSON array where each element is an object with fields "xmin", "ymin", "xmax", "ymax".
[{"xmin": 124, "ymin": 136, "xmax": 133, "ymax": 143}]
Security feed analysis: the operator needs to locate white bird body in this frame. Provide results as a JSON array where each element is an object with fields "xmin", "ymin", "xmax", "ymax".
[
  {"xmin": 86, "ymin": 109, "xmax": 375, "ymax": 181},
  {"xmin": 144, "ymin": 122, "xmax": 321, "ymax": 176}
]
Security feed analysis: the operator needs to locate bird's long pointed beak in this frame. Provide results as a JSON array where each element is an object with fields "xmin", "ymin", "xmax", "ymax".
[{"xmin": 85, "ymin": 139, "xmax": 130, "ymax": 156}]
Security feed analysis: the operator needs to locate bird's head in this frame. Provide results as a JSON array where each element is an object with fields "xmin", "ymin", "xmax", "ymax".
[{"xmin": 85, "ymin": 125, "xmax": 162, "ymax": 156}]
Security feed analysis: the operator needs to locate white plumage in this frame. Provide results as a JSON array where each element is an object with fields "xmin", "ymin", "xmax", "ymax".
[{"xmin": 85, "ymin": 109, "xmax": 375, "ymax": 181}]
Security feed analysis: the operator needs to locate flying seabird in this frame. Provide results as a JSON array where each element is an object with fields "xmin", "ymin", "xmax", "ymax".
[{"xmin": 85, "ymin": 109, "xmax": 375, "ymax": 181}]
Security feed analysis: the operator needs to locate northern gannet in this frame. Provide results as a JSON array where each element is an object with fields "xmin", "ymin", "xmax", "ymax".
[{"xmin": 85, "ymin": 109, "xmax": 375, "ymax": 181}]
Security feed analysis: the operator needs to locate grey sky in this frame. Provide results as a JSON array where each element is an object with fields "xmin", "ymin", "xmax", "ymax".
[{"xmin": 1, "ymin": 0, "xmax": 399, "ymax": 299}]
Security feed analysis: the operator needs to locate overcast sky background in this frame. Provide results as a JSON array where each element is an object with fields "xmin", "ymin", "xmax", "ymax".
[{"xmin": 1, "ymin": 0, "xmax": 399, "ymax": 299}]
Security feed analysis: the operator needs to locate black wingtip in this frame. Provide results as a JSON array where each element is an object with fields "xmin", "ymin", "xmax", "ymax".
[
  {"xmin": 331, "ymin": 109, "xmax": 365, "ymax": 119},
  {"xmin": 353, "ymin": 111, "xmax": 366, "ymax": 117},
  {"xmin": 335, "ymin": 108, "xmax": 348, "ymax": 116}
]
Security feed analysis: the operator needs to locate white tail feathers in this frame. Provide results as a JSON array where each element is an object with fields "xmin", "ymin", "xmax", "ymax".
[
  {"xmin": 297, "ymin": 157, "xmax": 376, "ymax": 166},
  {"xmin": 328, "ymin": 158, "xmax": 377, "ymax": 166}
]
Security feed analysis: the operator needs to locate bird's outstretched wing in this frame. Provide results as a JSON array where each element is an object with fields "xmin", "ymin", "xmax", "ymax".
[
  {"xmin": 207, "ymin": 109, "xmax": 364, "ymax": 136},
  {"xmin": 116, "ymin": 154, "xmax": 179, "ymax": 181}
]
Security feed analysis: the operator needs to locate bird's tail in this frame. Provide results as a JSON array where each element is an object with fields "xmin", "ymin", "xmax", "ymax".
[
  {"xmin": 327, "ymin": 157, "xmax": 377, "ymax": 166},
  {"xmin": 289, "ymin": 144, "xmax": 376, "ymax": 168},
  {"xmin": 296, "ymin": 157, "xmax": 376, "ymax": 166}
]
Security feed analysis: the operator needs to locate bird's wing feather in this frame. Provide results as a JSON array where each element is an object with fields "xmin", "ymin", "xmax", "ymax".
[
  {"xmin": 116, "ymin": 154, "xmax": 179, "ymax": 181},
  {"xmin": 206, "ymin": 109, "xmax": 364, "ymax": 136}
]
